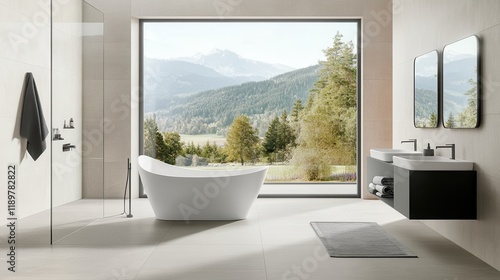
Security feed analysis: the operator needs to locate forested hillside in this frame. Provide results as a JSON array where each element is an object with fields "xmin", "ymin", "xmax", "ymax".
[{"xmin": 150, "ymin": 64, "xmax": 322, "ymax": 136}]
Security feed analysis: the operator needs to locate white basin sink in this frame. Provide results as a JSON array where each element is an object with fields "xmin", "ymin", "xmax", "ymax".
[
  {"xmin": 370, "ymin": 148, "xmax": 423, "ymax": 162},
  {"xmin": 393, "ymin": 156, "xmax": 473, "ymax": 171}
]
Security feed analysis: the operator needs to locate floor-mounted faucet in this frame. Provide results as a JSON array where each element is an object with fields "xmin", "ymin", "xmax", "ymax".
[
  {"xmin": 401, "ymin": 139, "xmax": 417, "ymax": 151},
  {"xmin": 436, "ymin": 144, "xmax": 455, "ymax": 160}
]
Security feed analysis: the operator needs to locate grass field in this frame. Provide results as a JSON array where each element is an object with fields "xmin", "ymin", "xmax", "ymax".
[
  {"xmin": 180, "ymin": 134, "xmax": 226, "ymax": 146},
  {"xmin": 179, "ymin": 134, "xmax": 356, "ymax": 182},
  {"xmin": 266, "ymin": 165, "xmax": 356, "ymax": 182},
  {"xmin": 185, "ymin": 164, "xmax": 357, "ymax": 183}
]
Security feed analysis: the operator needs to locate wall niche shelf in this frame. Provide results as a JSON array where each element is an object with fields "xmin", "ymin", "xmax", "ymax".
[{"xmin": 367, "ymin": 156, "xmax": 477, "ymax": 220}]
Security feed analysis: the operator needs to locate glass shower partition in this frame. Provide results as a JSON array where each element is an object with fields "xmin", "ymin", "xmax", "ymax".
[{"xmin": 51, "ymin": 1, "xmax": 104, "ymax": 244}]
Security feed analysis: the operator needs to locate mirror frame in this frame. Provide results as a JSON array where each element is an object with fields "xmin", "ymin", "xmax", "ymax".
[
  {"xmin": 442, "ymin": 35, "xmax": 481, "ymax": 129},
  {"xmin": 414, "ymin": 50, "xmax": 439, "ymax": 128}
]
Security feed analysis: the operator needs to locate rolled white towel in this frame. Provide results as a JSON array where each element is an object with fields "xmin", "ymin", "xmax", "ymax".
[
  {"xmin": 368, "ymin": 183, "xmax": 377, "ymax": 194},
  {"xmin": 373, "ymin": 176, "xmax": 393, "ymax": 185},
  {"xmin": 375, "ymin": 184, "xmax": 393, "ymax": 195},
  {"xmin": 375, "ymin": 192, "xmax": 393, "ymax": 198}
]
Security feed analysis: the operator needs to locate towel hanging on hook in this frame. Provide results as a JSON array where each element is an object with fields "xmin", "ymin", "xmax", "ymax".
[{"xmin": 20, "ymin": 72, "xmax": 48, "ymax": 161}]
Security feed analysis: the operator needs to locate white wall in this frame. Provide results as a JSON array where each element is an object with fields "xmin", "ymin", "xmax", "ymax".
[
  {"xmin": 0, "ymin": 0, "xmax": 52, "ymax": 221},
  {"xmin": 85, "ymin": 0, "xmax": 394, "ymax": 200},
  {"xmin": 0, "ymin": 0, "xmax": 85, "ymax": 223},
  {"xmin": 393, "ymin": 0, "xmax": 500, "ymax": 270},
  {"xmin": 51, "ymin": 0, "xmax": 83, "ymax": 207}
]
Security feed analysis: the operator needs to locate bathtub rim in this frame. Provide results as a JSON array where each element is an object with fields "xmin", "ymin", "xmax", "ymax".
[{"xmin": 138, "ymin": 155, "xmax": 269, "ymax": 178}]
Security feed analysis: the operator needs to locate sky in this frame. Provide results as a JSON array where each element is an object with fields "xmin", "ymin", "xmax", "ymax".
[{"xmin": 144, "ymin": 21, "xmax": 358, "ymax": 69}]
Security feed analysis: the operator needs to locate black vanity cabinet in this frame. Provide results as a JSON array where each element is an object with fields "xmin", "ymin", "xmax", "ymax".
[{"xmin": 367, "ymin": 157, "xmax": 477, "ymax": 220}]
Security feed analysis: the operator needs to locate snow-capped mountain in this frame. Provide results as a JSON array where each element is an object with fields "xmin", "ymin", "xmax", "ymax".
[
  {"xmin": 144, "ymin": 49, "xmax": 296, "ymax": 97},
  {"xmin": 178, "ymin": 49, "xmax": 295, "ymax": 80}
]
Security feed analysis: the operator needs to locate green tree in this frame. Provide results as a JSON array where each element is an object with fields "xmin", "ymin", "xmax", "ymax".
[
  {"xmin": 445, "ymin": 112, "xmax": 456, "ymax": 128},
  {"xmin": 290, "ymin": 99, "xmax": 304, "ymax": 123},
  {"xmin": 276, "ymin": 110, "xmax": 295, "ymax": 162},
  {"xmin": 201, "ymin": 141, "xmax": 225, "ymax": 162},
  {"xmin": 292, "ymin": 32, "xmax": 357, "ymax": 180},
  {"xmin": 162, "ymin": 132, "xmax": 183, "ymax": 164},
  {"xmin": 226, "ymin": 115, "xmax": 260, "ymax": 165},
  {"xmin": 143, "ymin": 117, "xmax": 159, "ymax": 158},
  {"xmin": 262, "ymin": 111, "xmax": 296, "ymax": 164},
  {"xmin": 144, "ymin": 116, "xmax": 184, "ymax": 164},
  {"xmin": 277, "ymin": 110, "xmax": 294, "ymax": 150},
  {"xmin": 184, "ymin": 141, "xmax": 202, "ymax": 155},
  {"xmin": 144, "ymin": 116, "xmax": 170, "ymax": 163},
  {"xmin": 154, "ymin": 131, "xmax": 170, "ymax": 163},
  {"xmin": 458, "ymin": 78, "xmax": 478, "ymax": 127},
  {"xmin": 201, "ymin": 141, "xmax": 213, "ymax": 158},
  {"xmin": 290, "ymin": 99, "xmax": 304, "ymax": 139},
  {"xmin": 263, "ymin": 117, "xmax": 280, "ymax": 163},
  {"xmin": 428, "ymin": 112, "xmax": 437, "ymax": 127}
]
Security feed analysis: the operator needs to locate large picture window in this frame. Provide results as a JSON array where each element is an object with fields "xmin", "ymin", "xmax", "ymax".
[{"xmin": 140, "ymin": 20, "xmax": 361, "ymax": 197}]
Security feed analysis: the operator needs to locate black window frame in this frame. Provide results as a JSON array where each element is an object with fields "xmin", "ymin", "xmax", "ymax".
[{"xmin": 139, "ymin": 18, "xmax": 362, "ymax": 198}]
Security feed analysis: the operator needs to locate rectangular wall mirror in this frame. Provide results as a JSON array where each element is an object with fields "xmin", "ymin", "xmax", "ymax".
[
  {"xmin": 414, "ymin": 50, "xmax": 439, "ymax": 128},
  {"xmin": 442, "ymin": 35, "xmax": 480, "ymax": 128}
]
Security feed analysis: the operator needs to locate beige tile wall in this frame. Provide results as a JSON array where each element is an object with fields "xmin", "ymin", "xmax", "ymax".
[
  {"xmin": 51, "ymin": 0, "xmax": 83, "ymax": 207},
  {"xmin": 0, "ymin": 0, "xmax": 51, "ymax": 223},
  {"xmin": 393, "ymin": 0, "xmax": 500, "ymax": 270},
  {"xmin": 84, "ymin": 0, "xmax": 132, "ymax": 216},
  {"xmin": 86, "ymin": 0, "xmax": 393, "ymax": 200},
  {"xmin": 82, "ymin": 2, "xmax": 105, "ymax": 198}
]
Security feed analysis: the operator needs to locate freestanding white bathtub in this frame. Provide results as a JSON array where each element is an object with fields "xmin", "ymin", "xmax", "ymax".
[{"xmin": 137, "ymin": 155, "xmax": 268, "ymax": 221}]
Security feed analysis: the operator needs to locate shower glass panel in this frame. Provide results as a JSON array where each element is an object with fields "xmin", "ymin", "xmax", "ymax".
[{"xmin": 51, "ymin": 1, "xmax": 104, "ymax": 244}]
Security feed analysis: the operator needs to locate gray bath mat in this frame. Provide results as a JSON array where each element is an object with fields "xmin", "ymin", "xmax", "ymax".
[{"xmin": 311, "ymin": 222, "xmax": 417, "ymax": 258}]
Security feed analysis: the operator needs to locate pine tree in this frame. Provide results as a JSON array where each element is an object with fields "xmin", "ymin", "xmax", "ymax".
[
  {"xmin": 162, "ymin": 132, "xmax": 183, "ymax": 164},
  {"xmin": 144, "ymin": 116, "xmax": 175, "ymax": 164},
  {"xmin": 201, "ymin": 141, "xmax": 213, "ymax": 158},
  {"xmin": 154, "ymin": 131, "xmax": 170, "ymax": 163},
  {"xmin": 143, "ymin": 117, "xmax": 158, "ymax": 158},
  {"xmin": 291, "ymin": 99, "xmax": 304, "ymax": 123},
  {"xmin": 457, "ymin": 78, "xmax": 478, "ymax": 127},
  {"xmin": 290, "ymin": 99, "xmax": 304, "ymax": 140},
  {"xmin": 292, "ymin": 32, "xmax": 357, "ymax": 180},
  {"xmin": 428, "ymin": 112, "xmax": 437, "ymax": 127},
  {"xmin": 184, "ymin": 141, "xmax": 202, "ymax": 156},
  {"xmin": 263, "ymin": 117, "xmax": 280, "ymax": 163},
  {"xmin": 226, "ymin": 115, "xmax": 260, "ymax": 165},
  {"xmin": 445, "ymin": 112, "xmax": 456, "ymax": 128}
]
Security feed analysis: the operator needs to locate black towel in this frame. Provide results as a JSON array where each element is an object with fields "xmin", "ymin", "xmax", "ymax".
[{"xmin": 20, "ymin": 73, "xmax": 48, "ymax": 161}]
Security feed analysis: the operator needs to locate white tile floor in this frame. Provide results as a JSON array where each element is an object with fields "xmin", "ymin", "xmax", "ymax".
[{"xmin": 1, "ymin": 198, "xmax": 500, "ymax": 279}]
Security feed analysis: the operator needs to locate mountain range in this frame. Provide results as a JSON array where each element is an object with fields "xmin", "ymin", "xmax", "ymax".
[
  {"xmin": 178, "ymin": 49, "xmax": 295, "ymax": 80},
  {"xmin": 148, "ymin": 64, "xmax": 322, "ymax": 136},
  {"xmin": 143, "ymin": 49, "xmax": 319, "ymax": 136},
  {"xmin": 144, "ymin": 49, "xmax": 296, "ymax": 97}
]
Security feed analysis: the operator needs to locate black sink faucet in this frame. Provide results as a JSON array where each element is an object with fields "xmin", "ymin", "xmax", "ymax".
[
  {"xmin": 436, "ymin": 144, "xmax": 455, "ymax": 160},
  {"xmin": 401, "ymin": 139, "xmax": 417, "ymax": 151}
]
